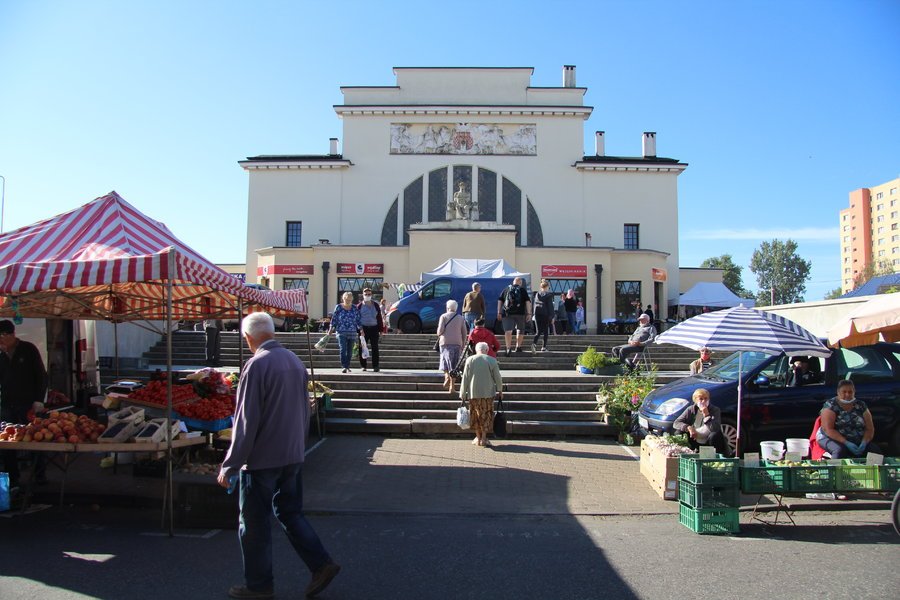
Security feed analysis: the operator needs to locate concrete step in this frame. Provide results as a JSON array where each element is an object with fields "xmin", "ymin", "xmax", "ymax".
[
  {"xmin": 331, "ymin": 399, "xmax": 598, "ymax": 411},
  {"xmin": 327, "ymin": 407, "xmax": 605, "ymax": 422}
]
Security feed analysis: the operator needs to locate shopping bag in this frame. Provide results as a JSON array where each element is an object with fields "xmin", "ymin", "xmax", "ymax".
[
  {"xmin": 456, "ymin": 405, "xmax": 470, "ymax": 430},
  {"xmin": 314, "ymin": 334, "xmax": 330, "ymax": 352},
  {"xmin": 492, "ymin": 395, "xmax": 507, "ymax": 438},
  {"xmin": 0, "ymin": 472, "xmax": 10, "ymax": 512},
  {"xmin": 359, "ymin": 335, "xmax": 370, "ymax": 360}
]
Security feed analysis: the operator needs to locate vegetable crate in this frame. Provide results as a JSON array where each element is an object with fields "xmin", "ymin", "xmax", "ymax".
[
  {"xmin": 678, "ymin": 503, "xmax": 740, "ymax": 535},
  {"xmin": 835, "ymin": 459, "xmax": 881, "ymax": 492},
  {"xmin": 739, "ymin": 462, "xmax": 791, "ymax": 494},
  {"xmin": 678, "ymin": 455, "xmax": 739, "ymax": 486},
  {"xmin": 174, "ymin": 413, "xmax": 233, "ymax": 433},
  {"xmin": 789, "ymin": 463, "xmax": 837, "ymax": 493},
  {"xmin": 879, "ymin": 458, "xmax": 900, "ymax": 492},
  {"xmin": 678, "ymin": 480, "xmax": 740, "ymax": 509}
]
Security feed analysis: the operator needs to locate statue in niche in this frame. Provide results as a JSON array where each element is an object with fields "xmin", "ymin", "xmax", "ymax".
[{"xmin": 448, "ymin": 182, "xmax": 477, "ymax": 221}]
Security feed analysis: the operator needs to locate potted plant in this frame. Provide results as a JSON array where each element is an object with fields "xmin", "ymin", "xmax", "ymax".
[
  {"xmin": 575, "ymin": 346, "xmax": 620, "ymax": 375},
  {"xmin": 597, "ymin": 368, "xmax": 657, "ymax": 444}
]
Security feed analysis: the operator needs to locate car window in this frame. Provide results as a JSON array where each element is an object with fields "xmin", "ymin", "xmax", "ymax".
[
  {"xmin": 433, "ymin": 280, "xmax": 452, "ymax": 298},
  {"xmin": 758, "ymin": 355, "xmax": 788, "ymax": 388},
  {"xmin": 701, "ymin": 351, "xmax": 772, "ymax": 381},
  {"xmin": 835, "ymin": 347, "xmax": 895, "ymax": 383}
]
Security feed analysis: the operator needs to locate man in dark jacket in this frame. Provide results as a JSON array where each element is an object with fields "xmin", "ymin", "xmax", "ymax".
[
  {"xmin": 0, "ymin": 320, "xmax": 48, "ymax": 486},
  {"xmin": 219, "ymin": 313, "xmax": 339, "ymax": 599}
]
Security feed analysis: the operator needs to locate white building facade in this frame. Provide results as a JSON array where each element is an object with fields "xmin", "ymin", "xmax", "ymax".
[{"xmin": 240, "ymin": 66, "xmax": 688, "ymax": 330}]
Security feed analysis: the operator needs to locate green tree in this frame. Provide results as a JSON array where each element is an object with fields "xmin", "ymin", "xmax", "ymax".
[
  {"xmin": 851, "ymin": 258, "xmax": 896, "ymax": 291},
  {"xmin": 749, "ymin": 239, "xmax": 812, "ymax": 305},
  {"xmin": 700, "ymin": 254, "xmax": 751, "ymax": 298},
  {"xmin": 823, "ymin": 287, "xmax": 843, "ymax": 300}
]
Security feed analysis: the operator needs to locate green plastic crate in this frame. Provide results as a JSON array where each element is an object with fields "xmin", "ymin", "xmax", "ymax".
[
  {"xmin": 740, "ymin": 462, "xmax": 791, "ymax": 494},
  {"xmin": 789, "ymin": 463, "xmax": 837, "ymax": 493},
  {"xmin": 678, "ymin": 455, "xmax": 739, "ymax": 486},
  {"xmin": 835, "ymin": 459, "xmax": 881, "ymax": 491},
  {"xmin": 678, "ymin": 479, "xmax": 741, "ymax": 509},
  {"xmin": 878, "ymin": 458, "xmax": 899, "ymax": 492},
  {"xmin": 678, "ymin": 503, "xmax": 740, "ymax": 535}
]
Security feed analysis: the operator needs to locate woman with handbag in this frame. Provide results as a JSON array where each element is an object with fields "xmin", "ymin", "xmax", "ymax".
[
  {"xmin": 459, "ymin": 342, "xmax": 503, "ymax": 447},
  {"xmin": 437, "ymin": 300, "xmax": 467, "ymax": 394},
  {"xmin": 327, "ymin": 292, "xmax": 362, "ymax": 373}
]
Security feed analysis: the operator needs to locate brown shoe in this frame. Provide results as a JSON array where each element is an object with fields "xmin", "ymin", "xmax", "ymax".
[
  {"xmin": 228, "ymin": 584, "xmax": 274, "ymax": 599},
  {"xmin": 306, "ymin": 563, "xmax": 341, "ymax": 597}
]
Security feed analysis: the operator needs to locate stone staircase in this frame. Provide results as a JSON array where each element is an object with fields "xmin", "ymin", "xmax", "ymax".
[{"xmin": 99, "ymin": 331, "xmax": 703, "ymax": 439}]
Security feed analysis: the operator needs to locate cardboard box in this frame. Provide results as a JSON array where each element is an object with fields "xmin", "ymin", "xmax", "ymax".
[{"xmin": 640, "ymin": 439, "xmax": 680, "ymax": 500}]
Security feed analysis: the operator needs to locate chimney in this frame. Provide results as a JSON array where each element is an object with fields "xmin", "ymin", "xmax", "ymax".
[
  {"xmin": 329, "ymin": 137, "xmax": 339, "ymax": 155},
  {"xmin": 562, "ymin": 65, "xmax": 576, "ymax": 88},
  {"xmin": 642, "ymin": 132, "xmax": 656, "ymax": 158},
  {"xmin": 595, "ymin": 131, "xmax": 605, "ymax": 156}
]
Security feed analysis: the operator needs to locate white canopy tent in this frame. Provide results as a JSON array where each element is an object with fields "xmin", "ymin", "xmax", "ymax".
[
  {"xmin": 679, "ymin": 282, "xmax": 755, "ymax": 309},
  {"xmin": 420, "ymin": 258, "xmax": 530, "ymax": 283}
]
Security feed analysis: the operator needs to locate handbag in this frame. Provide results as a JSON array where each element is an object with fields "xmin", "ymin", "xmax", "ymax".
[
  {"xmin": 456, "ymin": 402, "xmax": 470, "ymax": 430},
  {"xmin": 359, "ymin": 335, "xmax": 370, "ymax": 359},
  {"xmin": 492, "ymin": 393, "xmax": 507, "ymax": 438}
]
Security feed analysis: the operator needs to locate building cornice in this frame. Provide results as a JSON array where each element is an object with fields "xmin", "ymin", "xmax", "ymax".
[
  {"xmin": 334, "ymin": 105, "xmax": 593, "ymax": 119},
  {"xmin": 239, "ymin": 156, "xmax": 352, "ymax": 171},
  {"xmin": 574, "ymin": 158, "xmax": 688, "ymax": 174}
]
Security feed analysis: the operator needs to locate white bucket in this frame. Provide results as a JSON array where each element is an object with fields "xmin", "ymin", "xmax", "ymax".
[
  {"xmin": 760, "ymin": 441, "xmax": 785, "ymax": 461},
  {"xmin": 786, "ymin": 438, "xmax": 810, "ymax": 458}
]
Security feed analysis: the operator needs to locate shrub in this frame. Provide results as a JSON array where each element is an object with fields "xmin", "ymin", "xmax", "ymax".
[
  {"xmin": 596, "ymin": 369, "xmax": 657, "ymax": 434},
  {"xmin": 576, "ymin": 346, "xmax": 619, "ymax": 371}
]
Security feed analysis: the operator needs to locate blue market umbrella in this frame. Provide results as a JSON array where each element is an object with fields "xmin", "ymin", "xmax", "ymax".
[{"xmin": 655, "ymin": 305, "xmax": 831, "ymax": 454}]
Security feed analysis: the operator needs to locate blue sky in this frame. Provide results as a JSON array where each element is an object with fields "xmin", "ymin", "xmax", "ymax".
[{"xmin": 1, "ymin": 0, "xmax": 898, "ymax": 301}]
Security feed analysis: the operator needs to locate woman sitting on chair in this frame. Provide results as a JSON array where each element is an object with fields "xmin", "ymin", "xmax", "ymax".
[
  {"xmin": 673, "ymin": 388, "xmax": 729, "ymax": 456},
  {"xmin": 816, "ymin": 379, "xmax": 880, "ymax": 458}
]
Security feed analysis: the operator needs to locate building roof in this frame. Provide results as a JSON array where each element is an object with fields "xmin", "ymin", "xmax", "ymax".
[
  {"xmin": 578, "ymin": 155, "xmax": 682, "ymax": 164},
  {"xmin": 841, "ymin": 274, "xmax": 900, "ymax": 297},
  {"xmin": 243, "ymin": 154, "xmax": 344, "ymax": 162}
]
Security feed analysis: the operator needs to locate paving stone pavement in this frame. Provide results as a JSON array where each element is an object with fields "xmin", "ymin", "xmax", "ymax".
[{"xmin": 302, "ymin": 436, "xmax": 675, "ymax": 516}]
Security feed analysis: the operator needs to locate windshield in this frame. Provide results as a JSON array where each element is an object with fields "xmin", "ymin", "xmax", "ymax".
[{"xmin": 699, "ymin": 351, "xmax": 773, "ymax": 382}]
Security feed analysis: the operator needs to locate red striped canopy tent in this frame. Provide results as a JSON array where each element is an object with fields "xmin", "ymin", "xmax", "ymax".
[{"xmin": 0, "ymin": 191, "xmax": 306, "ymax": 320}]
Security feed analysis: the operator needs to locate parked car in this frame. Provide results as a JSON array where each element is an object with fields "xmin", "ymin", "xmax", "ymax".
[
  {"xmin": 637, "ymin": 342, "xmax": 900, "ymax": 455},
  {"xmin": 388, "ymin": 276, "xmax": 525, "ymax": 334}
]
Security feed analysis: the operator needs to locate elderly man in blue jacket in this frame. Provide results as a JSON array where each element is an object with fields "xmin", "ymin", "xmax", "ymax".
[{"xmin": 219, "ymin": 312, "xmax": 340, "ymax": 599}]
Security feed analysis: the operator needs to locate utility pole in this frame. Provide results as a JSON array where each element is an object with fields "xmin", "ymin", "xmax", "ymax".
[{"xmin": 770, "ymin": 286, "xmax": 775, "ymax": 306}]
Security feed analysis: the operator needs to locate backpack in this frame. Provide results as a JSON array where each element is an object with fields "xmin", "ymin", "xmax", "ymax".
[{"xmin": 503, "ymin": 285, "xmax": 525, "ymax": 312}]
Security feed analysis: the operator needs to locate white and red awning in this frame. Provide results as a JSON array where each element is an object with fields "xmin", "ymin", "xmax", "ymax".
[{"xmin": 0, "ymin": 191, "xmax": 306, "ymax": 320}]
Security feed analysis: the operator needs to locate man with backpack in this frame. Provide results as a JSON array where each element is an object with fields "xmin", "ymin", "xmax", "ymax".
[{"xmin": 496, "ymin": 277, "xmax": 531, "ymax": 357}]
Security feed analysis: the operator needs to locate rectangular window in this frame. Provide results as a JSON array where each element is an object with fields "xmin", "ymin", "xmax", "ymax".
[
  {"xmin": 623, "ymin": 224, "xmax": 639, "ymax": 250},
  {"xmin": 336, "ymin": 277, "xmax": 384, "ymax": 304},
  {"xmin": 893, "ymin": 223, "xmax": 898, "ymax": 231},
  {"xmin": 893, "ymin": 247, "xmax": 898, "ymax": 254},
  {"xmin": 878, "ymin": 227, "xmax": 885, "ymax": 234},
  {"xmin": 842, "ymin": 225, "xmax": 849, "ymax": 231},
  {"xmin": 878, "ymin": 250, "xmax": 885, "ymax": 257},
  {"xmin": 877, "ymin": 203, "xmax": 884, "ymax": 211},
  {"xmin": 893, "ymin": 235, "xmax": 899, "ymax": 242},
  {"xmin": 877, "ymin": 215, "xmax": 885, "ymax": 222},
  {"xmin": 892, "ymin": 211, "xmax": 898, "ymax": 218},
  {"xmin": 877, "ymin": 192, "xmax": 884, "ymax": 199},
  {"xmin": 282, "ymin": 278, "xmax": 309, "ymax": 291},
  {"xmin": 614, "ymin": 280, "xmax": 641, "ymax": 319},
  {"xmin": 891, "ymin": 188, "xmax": 897, "ymax": 195},
  {"xmin": 878, "ymin": 238, "xmax": 885, "ymax": 245},
  {"xmin": 285, "ymin": 221, "xmax": 302, "ymax": 247},
  {"xmin": 844, "ymin": 268, "xmax": 850, "ymax": 274},
  {"xmin": 843, "ymin": 236, "xmax": 849, "ymax": 242}
]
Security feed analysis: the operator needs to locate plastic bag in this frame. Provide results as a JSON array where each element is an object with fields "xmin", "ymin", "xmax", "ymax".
[
  {"xmin": 359, "ymin": 335, "xmax": 370, "ymax": 360},
  {"xmin": 314, "ymin": 335, "xmax": 330, "ymax": 352},
  {"xmin": 456, "ymin": 405, "xmax": 470, "ymax": 429},
  {"xmin": 0, "ymin": 472, "xmax": 9, "ymax": 512}
]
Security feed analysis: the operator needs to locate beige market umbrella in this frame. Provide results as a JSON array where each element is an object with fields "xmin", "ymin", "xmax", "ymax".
[{"xmin": 827, "ymin": 293, "xmax": 900, "ymax": 348}]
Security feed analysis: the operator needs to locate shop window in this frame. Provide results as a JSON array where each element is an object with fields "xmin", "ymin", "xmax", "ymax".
[
  {"xmin": 283, "ymin": 278, "xmax": 309, "ymax": 291},
  {"xmin": 286, "ymin": 221, "xmax": 302, "ymax": 247},
  {"xmin": 615, "ymin": 280, "xmax": 641, "ymax": 319},
  {"xmin": 337, "ymin": 277, "xmax": 384, "ymax": 304},
  {"xmin": 546, "ymin": 279, "xmax": 587, "ymax": 313}
]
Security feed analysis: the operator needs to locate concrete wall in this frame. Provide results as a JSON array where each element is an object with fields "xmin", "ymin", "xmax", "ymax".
[{"xmin": 764, "ymin": 295, "xmax": 878, "ymax": 338}]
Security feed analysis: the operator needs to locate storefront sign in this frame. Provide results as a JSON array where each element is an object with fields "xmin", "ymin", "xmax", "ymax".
[
  {"xmin": 541, "ymin": 265, "xmax": 588, "ymax": 278},
  {"xmin": 337, "ymin": 263, "xmax": 384, "ymax": 275},
  {"xmin": 651, "ymin": 268, "xmax": 667, "ymax": 282},
  {"xmin": 230, "ymin": 273, "xmax": 246, "ymax": 282},
  {"xmin": 255, "ymin": 264, "xmax": 314, "ymax": 276}
]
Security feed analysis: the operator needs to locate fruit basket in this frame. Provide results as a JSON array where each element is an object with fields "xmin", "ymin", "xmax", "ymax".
[
  {"xmin": 835, "ymin": 459, "xmax": 881, "ymax": 491},
  {"xmin": 678, "ymin": 503, "xmax": 740, "ymax": 535},
  {"xmin": 678, "ymin": 455, "xmax": 739, "ymax": 486},
  {"xmin": 739, "ymin": 461, "xmax": 791, "ymax": 494},
  {"xmin": 677, "ymin": 480, "xmax": 740, "ymax": 509}
]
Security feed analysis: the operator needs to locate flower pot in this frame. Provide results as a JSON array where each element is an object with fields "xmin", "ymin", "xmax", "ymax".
[
  {"xmin": 594, "ymin": 365, "xmax": 623, "ymax": 376},
  {"xmin": 577, "ymin": 366, "xmax": 594, "ymax": 375}
]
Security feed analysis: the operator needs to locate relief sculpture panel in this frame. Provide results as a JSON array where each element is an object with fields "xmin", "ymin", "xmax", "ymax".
[{"xmin": 390, "ymin": 123, "xmax": 536, "ymax": 155}]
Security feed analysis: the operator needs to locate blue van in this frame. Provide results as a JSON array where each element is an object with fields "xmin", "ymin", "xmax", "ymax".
[{"xmin": 388, "ymin": 277, "xmax": 525, "ymax": 334}]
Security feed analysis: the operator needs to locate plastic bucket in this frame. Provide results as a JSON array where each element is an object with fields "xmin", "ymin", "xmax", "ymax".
[
  {"xmin": 785, "ymin": 438, "xmax": 810, "ymax": 458},
  {"xmin": 760, "ymin": 441, "xmax": 785, "ymax": 461}
]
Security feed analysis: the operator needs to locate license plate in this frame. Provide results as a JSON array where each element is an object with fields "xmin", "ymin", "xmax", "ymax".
[{"xmin": 638, "ymin": 416, "xmax": 649, "ymax": 429}]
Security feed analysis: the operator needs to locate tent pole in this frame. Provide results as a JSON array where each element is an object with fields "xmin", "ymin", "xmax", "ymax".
[
  {"xmin": 165, "ymin": 256, "xmax": 175, "ymax": 537},
  {"xmin": 305, "ymin": 324, "xmax": 322, "ymax": 437},
  {"xmin": 735, "ymin": 351, "xmax": 743, "ymax": 458},
  {"xmin": 238, "ymin": 299, "xmax": 244, "ymax": 370},
  {"xmin": 114, "ymin": 321, "xmax": 119, "ymax": 380}
]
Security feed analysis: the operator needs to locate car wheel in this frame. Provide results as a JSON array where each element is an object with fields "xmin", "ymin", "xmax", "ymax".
[
  {"xmin": 720, "ymin": 418, "xmax": 741, "ymax": 457},
  {"xmin": 398, "ymin": 314, "xmax": 421, "ymax": 334}
]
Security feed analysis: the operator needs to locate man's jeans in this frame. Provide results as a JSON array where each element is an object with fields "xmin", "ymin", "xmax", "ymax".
[
  {"xmin": 239, "ymin": 464, "xmax": 332, "ymax": 590},
  {"xmin": 337, "ymin": 332, "xmax": 356, "ymax": 369}
]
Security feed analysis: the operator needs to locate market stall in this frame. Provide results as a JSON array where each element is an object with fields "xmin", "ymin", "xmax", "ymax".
[{"xmin": 0, "ymin": 191, "xmax": 306, "ymax": 532}]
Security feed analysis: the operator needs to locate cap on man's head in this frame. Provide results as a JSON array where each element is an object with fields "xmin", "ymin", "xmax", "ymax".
[
  {"xmin": 0, "ymin": 320, "xmax": 14, "ymax": 335},
  {"xmin": 638, "ymin": 313, "xmax": 650, "ymax": 322},
  {"xmin": 362, "ymin": 288, "xmax": 372, "ymax": 293}
]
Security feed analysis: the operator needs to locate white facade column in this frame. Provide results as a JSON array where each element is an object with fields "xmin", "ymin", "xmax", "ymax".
[
  {"xmin": 423, "ymin": 170, "xmax": 430, "ymax": 223},
  {"xmin": 397, "ymin": 190, "xmax": 405, "ymax": 246}
]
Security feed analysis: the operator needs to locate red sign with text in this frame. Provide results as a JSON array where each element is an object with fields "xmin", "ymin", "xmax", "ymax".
[
  {"xmin": 541, "ymin": 265, "xmax": 588, "ymax": 279},
  {"xmin": 256, "ymin": 264, "xmax": 314, "ymax": 276},
  {"xmin": 337, "ymin": 263, "xmax": 384, "ymax": 275}
]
